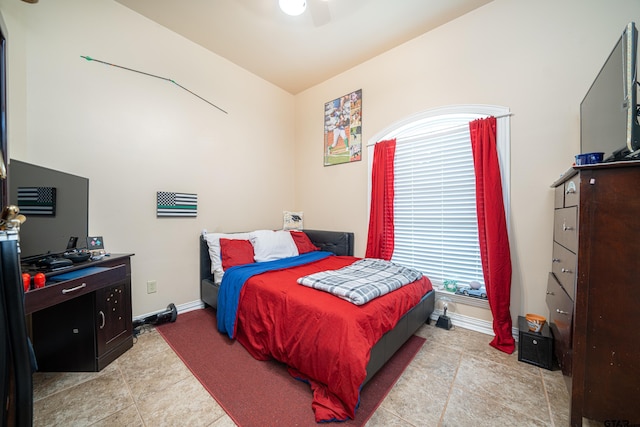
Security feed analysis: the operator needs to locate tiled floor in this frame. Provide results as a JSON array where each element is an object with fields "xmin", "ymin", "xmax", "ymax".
[{"xmin": 32, "ymin": 318, "xmax": 571, "ymax": 426}]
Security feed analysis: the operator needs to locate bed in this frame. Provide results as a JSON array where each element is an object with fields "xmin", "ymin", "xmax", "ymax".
[{"xmin": 199, "ymin": 229, "xmax": 435, "ymax": 422}]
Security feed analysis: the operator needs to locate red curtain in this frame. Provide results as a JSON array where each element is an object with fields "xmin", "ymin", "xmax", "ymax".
[
  {"xmin": 365, "ymin": 139, "xmax": 396, "ymax": 260},
  {"xmin": 469, "ymin": 117, "xmax": 515, "ymax": 354}
]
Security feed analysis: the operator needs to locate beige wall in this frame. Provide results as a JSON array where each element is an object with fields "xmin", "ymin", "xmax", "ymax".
[
  {"xmin": 294, "ymin": 0, "xmax": 640, "ymax": 322},
  {"xmin": 3, "ymin": 0, "xmax": 640, "ymax": 325},
  {"xmin": 0, "ymin": 0, "xmax": 296, "ymax": 316}
]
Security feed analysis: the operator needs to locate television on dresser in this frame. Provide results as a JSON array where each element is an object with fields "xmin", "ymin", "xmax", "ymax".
[
  {"xmin": 580, "ymin": 22, "xmax": 640, "ymax": 162},
  {"xmin": 8, "ymin": 159, "xmax": 89, "ymax": 261}
]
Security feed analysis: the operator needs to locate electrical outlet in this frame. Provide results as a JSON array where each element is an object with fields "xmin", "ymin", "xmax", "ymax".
[{"xmin": 146, "ymin": 280, "xmax": 157, "ymax": 294}]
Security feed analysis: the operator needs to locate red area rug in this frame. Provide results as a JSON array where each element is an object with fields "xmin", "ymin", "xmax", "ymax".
[{"xmin": 156, "ymin": 308, "xmax": 425, "ymax": 426}]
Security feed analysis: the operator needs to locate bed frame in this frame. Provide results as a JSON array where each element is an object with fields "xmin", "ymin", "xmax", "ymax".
[{"xmin": 199, "ymin": 229, "xmax": 434, "ymax": 383}]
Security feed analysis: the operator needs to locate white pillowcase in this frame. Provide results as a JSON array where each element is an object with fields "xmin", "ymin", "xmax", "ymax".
[
  {"xmin": 202, "ymin": 231, "xmax": 252, "ymax": 284},
  {"xmin": 250, "ymin": 229, "xmax": 299, "ymax": 262}
]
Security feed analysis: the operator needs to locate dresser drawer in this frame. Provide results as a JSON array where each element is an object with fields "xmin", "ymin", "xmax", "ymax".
[
  {"xmin": 546, "ymin": 272, "xmax": 573, "ymax": 375},
  {"xmin": 553, "ymin": 207, "xmax": 578, "ymax": 253},
  {"xmin": 554, "ymin": 184, "xmax": 564, "ymax": 208},
  {"xmin": 551, "ymin": 242, "xmax": 576, "ymax": 300},
  {"xmin": 563, "ymin": 176, "xmax": 579, "ymax": 207},
  {"xmin": 554, "ymin": 177, "xmax": 580, "ymax": 208}
]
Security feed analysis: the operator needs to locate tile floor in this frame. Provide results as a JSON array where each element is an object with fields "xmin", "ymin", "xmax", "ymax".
[{"xmin": 32, "ymin": 318, "xmax": 573, "ymax": 426}]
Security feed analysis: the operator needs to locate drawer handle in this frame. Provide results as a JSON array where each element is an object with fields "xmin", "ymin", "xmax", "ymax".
[
  {"xmin": 561, "ymin": 268, "xmax": 573, "ymax": 274},
  {"xmin": 61, "ymin": 283, "xmax": 87, "ymax": 294},
  {"xmin": 566, "ymin": 182, "xmax": 577, "ymax": 194},
  {"xmin": 99, "ymin": 311, "xmax": 105, "ymax": 329},
  {"xmin": 552, "ymin": 258, "xmax": 560, "ymax": 263},
  {"xmin": 546, "ymin": 291, "xmax": 555, "ymax": 295},
  {"xmin": 563, "ymin": 224, "xmax": 574, "ymax": 231},
  {"xmin": 556, "ymin": 309, "xmax": 570, "ymax": 315}
]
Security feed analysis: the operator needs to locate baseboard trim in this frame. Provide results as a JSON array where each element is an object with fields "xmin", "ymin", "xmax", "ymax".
[
  {"xmin": 175, "ymin": 300, "xmax": 205, "ymax": 314},
  {"xmin": 430, "ymin": 309, "xmax": 519, "ymax": 341},
  {"xmin": 137, "ymin": 300, "xmax": 518, "ymax": 340},
  {"xmin": 133, "ymin": 300, "xmax": 204, "ymax": 323}
]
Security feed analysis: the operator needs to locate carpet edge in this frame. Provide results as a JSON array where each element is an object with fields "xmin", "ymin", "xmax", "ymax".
[{"xmin": 156, "ymin": 322, "xmax": 245, "ymax": 427}]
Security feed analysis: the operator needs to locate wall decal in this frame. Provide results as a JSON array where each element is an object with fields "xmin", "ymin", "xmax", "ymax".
[
  {"xmin": 17, "ymin": 187, "xmax": 56, "ymax": 216},
  {"xmin": 157, "ymin": 192, "xmax": 198, "ymax": 217},
  {"xmin": 81, "ymin": 55, "xmax": 228, "ymax": 114}
]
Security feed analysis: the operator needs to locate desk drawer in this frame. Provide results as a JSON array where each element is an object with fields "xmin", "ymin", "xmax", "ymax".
[
  {"xmin": 25, "ymin": 265, "xmax": 127, "ymax": 314},
  {"xmin": 553, "ymin": 207, "xmax": 578, "ymax": 253}
]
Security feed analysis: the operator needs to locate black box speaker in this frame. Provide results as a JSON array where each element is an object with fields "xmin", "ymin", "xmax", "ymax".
[{"xmin": 517, "ymin": 315, "xmax": 553, "ymax": 370}]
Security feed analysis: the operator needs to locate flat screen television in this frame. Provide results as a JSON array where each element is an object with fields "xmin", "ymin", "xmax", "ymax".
[
  {"xmin": 580, "ymin": 22, "xmax": 640, "ymax": 162},
  {"xmin": 8, "ymin": 159, "xmax": 89, "ymax": 261}
]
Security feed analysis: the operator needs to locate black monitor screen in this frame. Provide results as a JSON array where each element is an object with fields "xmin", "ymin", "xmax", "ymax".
[
  {"xmin": 580, "ymin": 23, "xmax": 639, "ymax": 160},
  {"xmin": 581, "ymin": 37, "xmax": 625, "ymax": 159},
  {"xmin": 8, "ymin": 159, "xmax": 88, "ymax": 260}
]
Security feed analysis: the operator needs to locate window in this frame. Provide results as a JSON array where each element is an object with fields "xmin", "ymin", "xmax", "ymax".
[{"xmin": 368, "ymin": 105, "xmax": 510, "ymax": 291}]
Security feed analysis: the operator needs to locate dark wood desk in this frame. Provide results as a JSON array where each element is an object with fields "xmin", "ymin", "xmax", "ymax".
[{"xmin": 24, "ymin": 254, "xmax": 134, "ymax": 372}]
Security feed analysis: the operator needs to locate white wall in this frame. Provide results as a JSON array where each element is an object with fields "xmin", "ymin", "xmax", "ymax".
[
  {"xmin": 294, "ymin": 0, "xmax": 640, "ymax": 322},
  {"xmin": 0, "ymin": 0, "xmax": 296, "ymax": 316}
]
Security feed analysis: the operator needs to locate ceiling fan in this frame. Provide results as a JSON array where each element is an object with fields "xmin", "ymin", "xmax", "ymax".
[{"xmin": 279, "ymin": 0, "xmax": 331, "ymax": 27}]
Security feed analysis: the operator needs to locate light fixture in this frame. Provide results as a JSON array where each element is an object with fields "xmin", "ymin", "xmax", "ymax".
[{"xmin": 279, "ymin": 0, "xmax": 306, "ymax": 16}]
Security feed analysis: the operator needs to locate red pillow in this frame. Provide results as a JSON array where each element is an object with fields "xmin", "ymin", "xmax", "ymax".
[
  {"xmin": 289, "ymin": 231, "xmax": 320, "ymax": 254},
  {"xmin": 220, "ymin": 238, "xmax": 255, "ymax": 270}
]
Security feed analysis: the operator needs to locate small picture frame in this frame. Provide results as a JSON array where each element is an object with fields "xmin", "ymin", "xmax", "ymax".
[
  {"xmin": 86, "ymin": 236, "xmax": 105, "ymax": 250},
  {"xmin": 283, "ymin": 211, "xmax": 303, "ymax": 230}
]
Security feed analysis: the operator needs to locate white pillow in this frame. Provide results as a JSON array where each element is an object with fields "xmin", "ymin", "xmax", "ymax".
[
  {"xmin": 251, "ymin": 229, "xmax": 299, "ymax": 262},
  {"xmin": 202, "ymin": 231, "xmax": 252, "ymax": 284}
]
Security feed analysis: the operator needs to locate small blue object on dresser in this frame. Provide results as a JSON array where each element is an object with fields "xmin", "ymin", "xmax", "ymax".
[{"xmin": 575, "ymin": 152, "xmax": 604, "ymax": 165}]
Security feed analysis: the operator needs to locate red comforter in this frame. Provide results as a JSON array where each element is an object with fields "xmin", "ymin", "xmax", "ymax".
[{"xmin": 233, "ymin": 255, "xmax": 432, "ymax": 422}]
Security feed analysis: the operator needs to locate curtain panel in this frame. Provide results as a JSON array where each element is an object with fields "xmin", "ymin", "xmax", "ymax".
[
  {"xmin": 365, "ymin": 139, "xmax": 396, "ymax": 260},
  {"xmin": 469, "ymin": 116, "xmax": 515, "ymax": 354}
]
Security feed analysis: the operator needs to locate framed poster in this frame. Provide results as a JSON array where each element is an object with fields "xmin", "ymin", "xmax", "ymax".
[{"xmin": 324, "ymin": 89, "xmax": 362, "ymax": 166}]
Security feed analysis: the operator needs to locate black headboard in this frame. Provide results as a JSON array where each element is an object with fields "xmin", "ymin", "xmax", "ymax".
[
  {"xmin": 302, "ymin": 230, "xmax": 354, "ymax": 256},
  {"xmin": 199, "ymin": 229, "xmax": 354, "ymax": 282}
]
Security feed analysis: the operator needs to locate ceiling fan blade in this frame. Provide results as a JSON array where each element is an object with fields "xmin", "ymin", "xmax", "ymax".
[{"xmin": 308, "ymin": 0, "xmax": 331, "ymax": 27}]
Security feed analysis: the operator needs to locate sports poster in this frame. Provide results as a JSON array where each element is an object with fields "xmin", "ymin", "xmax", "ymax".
[{"xmin": 323, "ymin": 89, "xmax": 362, "ymax": 166}]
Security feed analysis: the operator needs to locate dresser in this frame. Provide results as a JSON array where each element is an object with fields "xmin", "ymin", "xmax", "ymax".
[
  {"xmin": 24, "ymin": 254, "xmax": 134, "ymax": 372},
  {"xmin": 548, "ymin": 162, "xmax": 640, "ymax": 426}
]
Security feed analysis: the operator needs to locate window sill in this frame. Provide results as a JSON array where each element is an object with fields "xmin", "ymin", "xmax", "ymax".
[{"xmin": 434, "ymin": 288, "xmax": 490, "ymax": 310}]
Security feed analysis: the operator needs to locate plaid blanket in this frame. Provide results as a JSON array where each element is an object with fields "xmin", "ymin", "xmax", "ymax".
[{"xmin": 297, "ymin": 258, "xmax": 423, "ymax": 305}]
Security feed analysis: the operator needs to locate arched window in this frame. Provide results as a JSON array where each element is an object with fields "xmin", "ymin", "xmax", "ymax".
[{"xmin": 368, "ymin": 105, "xmax": 510, "ymax": 293}]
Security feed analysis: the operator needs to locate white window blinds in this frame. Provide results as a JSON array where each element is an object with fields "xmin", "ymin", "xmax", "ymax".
[
  {"xmin": 392, "ymin": 122, "xmax": 483, "ymax": 286},
  {"xmin": 369, "ymin": 105, "xmax": 510, "ymax": 289}
]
